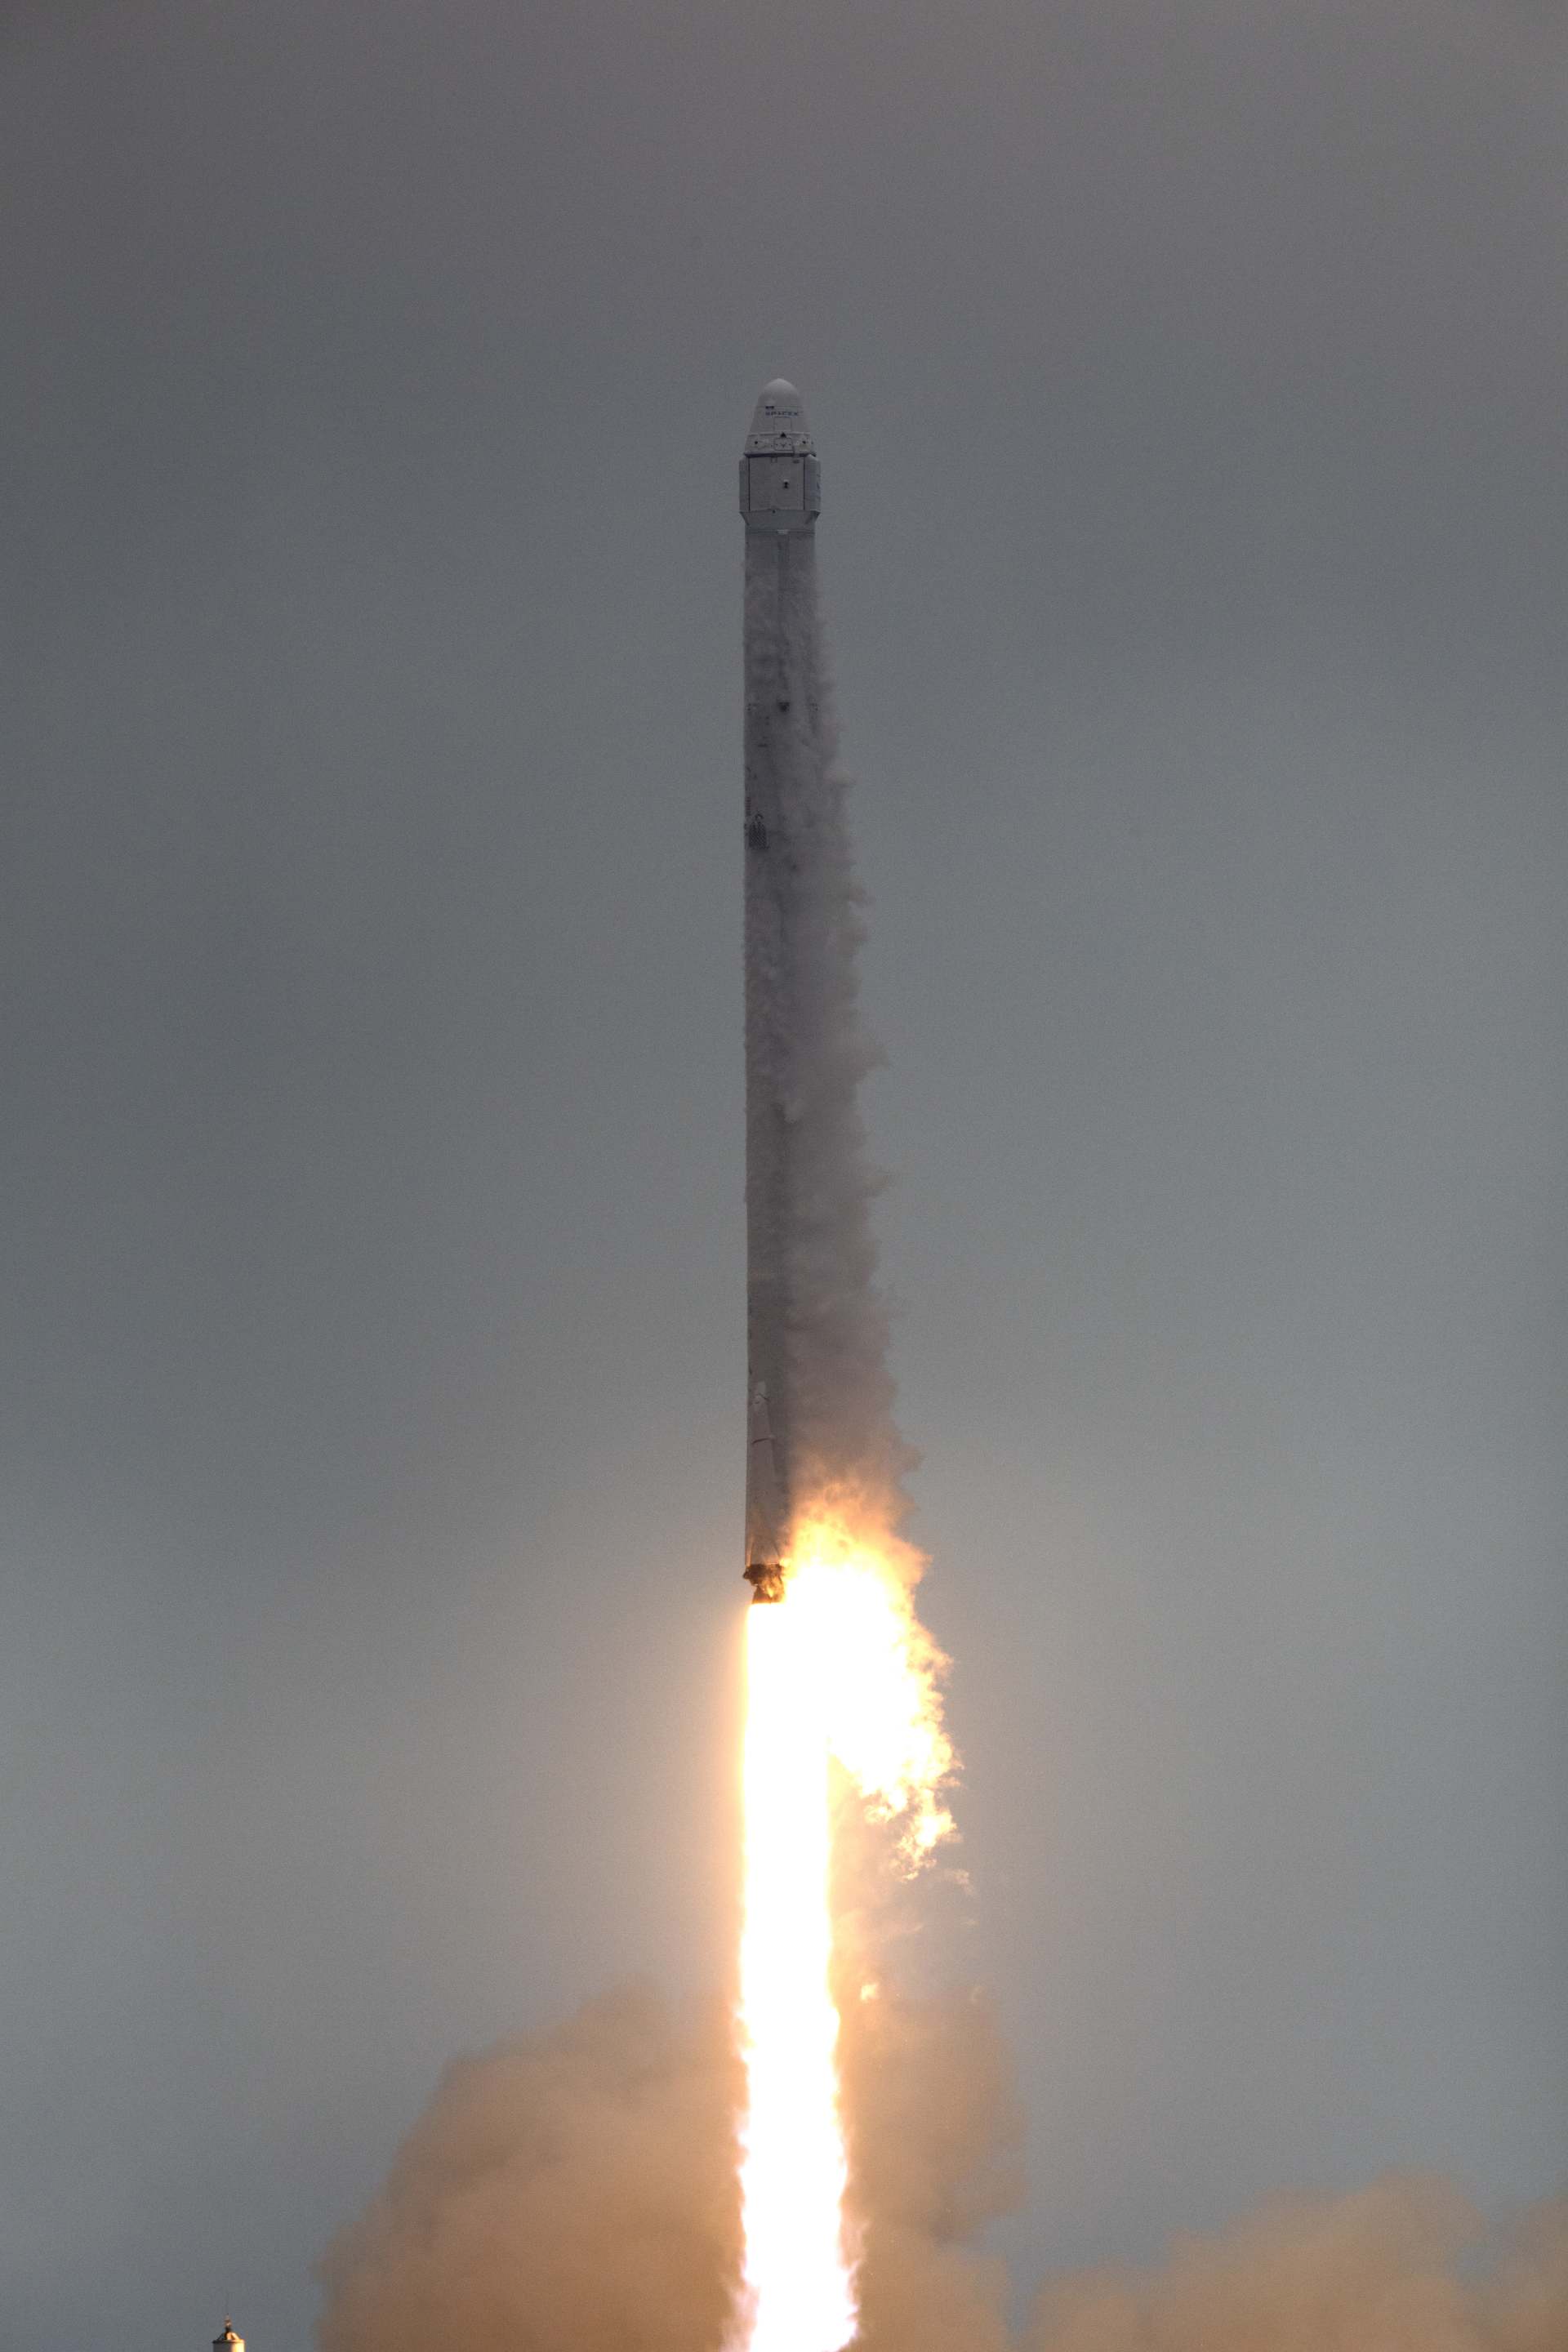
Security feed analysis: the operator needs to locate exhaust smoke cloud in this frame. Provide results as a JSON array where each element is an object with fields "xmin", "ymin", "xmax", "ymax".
[{"xmin": 318, "ymin": 1985, "xmax": 1568, "ymax": 2352}]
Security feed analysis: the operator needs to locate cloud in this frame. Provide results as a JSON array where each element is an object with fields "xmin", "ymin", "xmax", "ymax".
[
  {"xmin": 317, "ymin": 1985, "xmax": 741, "ymax": 2352},
  {"xmin": 1027, "ymin": 2176, "xmax": 1568, "ymax": 2352}
]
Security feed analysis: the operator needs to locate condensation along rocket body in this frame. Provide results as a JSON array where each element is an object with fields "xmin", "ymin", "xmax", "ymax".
[
  {"xmin": 741, "ymin": 380, "xmax": 821, "ymax": 1602},
  {"xmin": 742, "ymin": 381, "xmax": 827, "ymax": 1599},
  {"xmin": 739, "ymin": 376, "xmax": 900, "ymax": 1603}
]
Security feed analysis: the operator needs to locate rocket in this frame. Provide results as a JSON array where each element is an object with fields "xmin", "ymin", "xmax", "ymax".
[{"xmin": 740, "ymin": 380, "xmax": 822, "ymax": 1604}]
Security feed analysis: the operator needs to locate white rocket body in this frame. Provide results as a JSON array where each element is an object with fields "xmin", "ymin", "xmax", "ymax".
[
  {"xmin": 742, "ymin": 382, "xmax": 818, "ymax": 1598},
  {"xmin": 739, "ymin": 377, "xmax": 903, "ymax": 1601},
  {"xmin": 742, "ymin": 378, "xmax": 902, "ymax": 1601}
]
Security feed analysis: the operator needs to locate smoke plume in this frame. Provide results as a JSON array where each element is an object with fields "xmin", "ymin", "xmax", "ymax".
[
  {"xmin": 317, "ymin": 1987, "xmax": 740, "ymax": 2352},
  {"xmin": 1026, "ymin": 2176, "xmax": 1568, "ymax": 2352},
  {"xmin": 316, "ymin": 1984, "xmax": 1566, "ymax": 2352}
]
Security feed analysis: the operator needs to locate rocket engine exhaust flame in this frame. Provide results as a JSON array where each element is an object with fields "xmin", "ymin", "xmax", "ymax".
[
  {"xmin": 733, "ymin": 1596, "xmax": 855, "ymax": 2352},
  {"xmin": 732, "ymin": 1524, "xmax": 955, "ymax": 2352},
  {"xmin": 733, "ymin": 381, "xmax": 956, "ymax": 2352}
]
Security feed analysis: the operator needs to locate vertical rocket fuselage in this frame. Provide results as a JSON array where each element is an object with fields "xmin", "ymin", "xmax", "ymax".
[{"xmin": 741, "ymin": 381, "xmax": 823, "ymax": 1601}]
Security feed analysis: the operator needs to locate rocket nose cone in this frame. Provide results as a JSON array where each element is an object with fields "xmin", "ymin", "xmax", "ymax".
[{"xmin": 746, "ymin": 377, "xmax": 814, "ymax": 453}]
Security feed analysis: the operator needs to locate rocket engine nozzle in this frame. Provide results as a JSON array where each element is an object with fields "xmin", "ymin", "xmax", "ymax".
[{"xmin": 745, "ymin": 1562, "xmax": 787, "ymax": 1605}]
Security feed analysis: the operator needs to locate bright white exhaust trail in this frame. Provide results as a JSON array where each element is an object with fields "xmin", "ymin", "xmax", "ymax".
[{"xmin": 732, "ymin": 1602, "xmax": 856, "ymax": 2352}]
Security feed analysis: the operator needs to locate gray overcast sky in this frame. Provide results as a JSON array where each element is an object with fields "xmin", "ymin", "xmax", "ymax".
[{"xmin": 2, "ymin": 1, "xmax": 1565, "ymax": 2346}]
